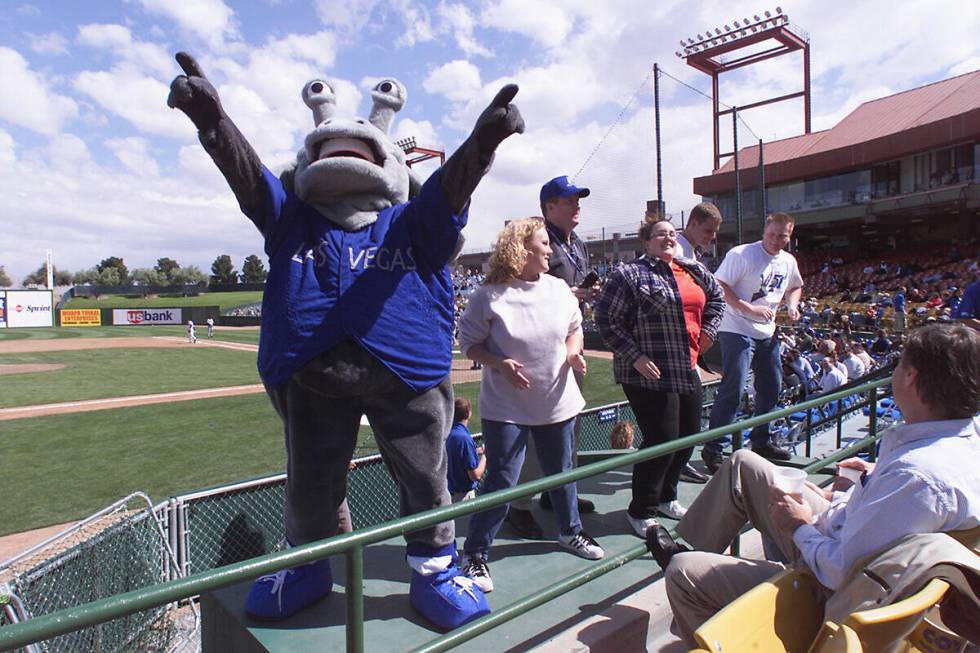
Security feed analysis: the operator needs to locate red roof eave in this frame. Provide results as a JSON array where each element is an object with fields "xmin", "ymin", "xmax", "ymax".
[{"xmin": 693, "ymin": 108, "xmax": 980, "ymax": 196}]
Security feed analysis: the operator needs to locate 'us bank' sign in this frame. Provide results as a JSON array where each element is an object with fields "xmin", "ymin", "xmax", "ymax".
[{"xmin": 113, "ymin": 309, "xmax": 183, "ymax": 325}]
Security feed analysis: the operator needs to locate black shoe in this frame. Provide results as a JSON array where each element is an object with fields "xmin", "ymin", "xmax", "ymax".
[
  {"xmin": 701, "ymin": 449, "xmax": 724, "ymax": 475},
  {"xmin": 539, "ymin": 493, "xmax": 596, "ymax": 514},
  {"xmin": 645, "ymin": 524, "xmax": 690, "ymax": 569},
  {"xmin": 752, "ymin": 442, "xmax": 792, "ymax": 461},
  {"xmin": 680, "ymin": 463, "xmax": 709, "ymax": 484},
  {"xmin": 504, "ymin": 508, "xmax": 544, "ymax": 540}
]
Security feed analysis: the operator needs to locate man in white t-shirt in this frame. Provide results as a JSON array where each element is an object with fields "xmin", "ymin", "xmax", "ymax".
[
  {"xmin": 841, "ymin": 344, "xmax": 866, "ymax": 380},
  {"xmin": 818, "ymin": 355, "xmax": 847, "ymax": 394},
  {"xmin": 676, "ymin": 202, "xmax": 722, "ymax": 263},
  {"xmin": 703, "ymin": 213, "xmax": 803, "ymax": 472}
]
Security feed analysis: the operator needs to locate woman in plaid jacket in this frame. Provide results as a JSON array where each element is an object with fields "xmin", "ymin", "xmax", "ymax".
[{"xmin": 594, "ymin": 216, "xmax": 724, "ymax": 538}]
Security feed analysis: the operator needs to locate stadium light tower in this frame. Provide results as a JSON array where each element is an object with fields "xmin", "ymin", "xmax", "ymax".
[
  {"xmin": 394, "ymin": 136, "xmax": 445, "ymax": 167},
  {"xmin": 676, "ymin": 8, "xmax": 811, "ymax": 171}
]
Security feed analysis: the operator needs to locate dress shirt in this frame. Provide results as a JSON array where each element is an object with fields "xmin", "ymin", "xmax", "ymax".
[{"xmin": 793, "ymin": 417, "xmax": 980, "ymax": 589}]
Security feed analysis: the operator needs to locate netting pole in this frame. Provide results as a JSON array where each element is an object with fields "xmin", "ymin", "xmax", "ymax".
[
  {"xmin": 759, "ymin": 138, "xmax": 767, "ymax": 220},
  {"xmin": 733, "ymin": 106, "xmax": 743, "ymax": 245},
  {"xmin": 654, "ymin": 63, "xmax": 664, "ymax": 215}
]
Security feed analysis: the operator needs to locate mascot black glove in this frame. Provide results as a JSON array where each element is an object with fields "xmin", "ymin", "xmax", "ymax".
[
  {"xmin": 473, "ymin": 84, "xmax": 525, "ymax": 158},
  {"xmin": 167, "ymin": 52, "xmax": 224, "ymax": 133}
]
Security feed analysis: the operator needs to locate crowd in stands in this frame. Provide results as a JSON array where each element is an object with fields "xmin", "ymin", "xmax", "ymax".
[
  {"xmin": 794, "ymin": 240, "xmax": 979, "ymax": 329},
  {"xmin": 225, "ymin": 301, "xmax": 262, "ymax": 317}
]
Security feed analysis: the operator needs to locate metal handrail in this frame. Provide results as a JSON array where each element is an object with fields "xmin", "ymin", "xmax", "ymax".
[{"xmin": 0, "ymin": 376, "xmax": 892, "ymax": 652}]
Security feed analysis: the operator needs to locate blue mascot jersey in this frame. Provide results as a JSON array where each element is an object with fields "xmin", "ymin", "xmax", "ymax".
[{"xmin": 248, "ymin": 166, "xmax": 466, "ymax": 392}]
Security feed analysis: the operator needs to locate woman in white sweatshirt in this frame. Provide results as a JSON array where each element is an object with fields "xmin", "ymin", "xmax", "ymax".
[{"xmin": 457, "ymin": 218, "xmax": 604, "ymax": 593}]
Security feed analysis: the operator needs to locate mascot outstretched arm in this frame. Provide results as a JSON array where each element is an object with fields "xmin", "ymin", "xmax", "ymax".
[{"xmin": 169, "ymin": 52, "xmax": 523, "ymax": 629}]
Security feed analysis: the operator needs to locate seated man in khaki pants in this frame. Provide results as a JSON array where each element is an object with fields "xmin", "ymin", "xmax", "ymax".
[{"xmin": 648, "ymin": 323, "xmax": 980, "ymax": 647}]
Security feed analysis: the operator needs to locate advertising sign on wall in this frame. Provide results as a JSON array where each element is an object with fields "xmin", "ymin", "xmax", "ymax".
[
  {"xmin": 60, "ymin": 308, "xmax": 102, "ymax": 327},
  {"xmin": 6, "ymin": 290, "xmax": 54, "ymax": 328},
  {"xmin": 0, "ymin": 293, "xmax": 6, "ymax": 328},
  {"xmin": 112, "ymin": 308, "xmax": 183, "ymax": 325}
]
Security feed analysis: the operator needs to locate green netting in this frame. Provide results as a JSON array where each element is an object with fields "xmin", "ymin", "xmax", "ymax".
[
  {"xmin": 347, "ymin": 459, "xmax": 400, "ymax": 529},
  {"xmin": 180, "ymin": 481, "xmax": 285, "ymax": 575},
  {"xmin": 177, "ymin": 393, "xmax": 722, "ymax": 578},
  {"xmin": 8, "ymin": 509, "xmax": 175, "ymax": 653},
  {"xmin": 578, "ymin": 383, "xmax": 719, "ymax": 451}
]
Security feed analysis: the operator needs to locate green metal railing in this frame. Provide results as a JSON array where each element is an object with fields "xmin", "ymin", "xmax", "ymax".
[{"xmin": 0, "ymin": 376, "xmax": 892, "ymax": 653}]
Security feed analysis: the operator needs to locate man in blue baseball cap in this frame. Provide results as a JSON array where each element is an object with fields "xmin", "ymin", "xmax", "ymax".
[
  {"xmin": 539, "ymin": 175, "xmax": 594, "ymax": 303},
  {"xmin": 504, "ymin": 174, "xmax": 597, "ymax": 540}
]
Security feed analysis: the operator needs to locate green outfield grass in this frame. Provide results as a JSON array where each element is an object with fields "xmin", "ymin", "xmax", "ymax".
[
  {"xmin": 0, "ymin": 324, "xmax": 261, "ymax": 344},
  {"xmin": 61, "ymin": 290, "xmax": 263, "ymax": 312},
  {"xmin": 0, "ymin": 355, "xmax": 624, "ymax": 535},
  {"xmin": 0, "ymin": 348, "xmax": 261, "ymax": 408},
  {"xmin": 0, "ymin": 394, "xmax": 285, "ymax": 536}
]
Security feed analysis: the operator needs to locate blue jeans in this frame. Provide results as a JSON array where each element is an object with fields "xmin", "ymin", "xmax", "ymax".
[
  {"xmin": 464, "ymin": 417, "xmax": 581, "ymax": 559},
  {"xmin": 706, "ymin": 331, "xmax": 782, "ymax": 453}
]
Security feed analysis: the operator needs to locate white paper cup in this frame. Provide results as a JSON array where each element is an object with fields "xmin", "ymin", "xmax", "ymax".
[
  {"xmin": 771, "ymin": 467, "xmax": 807, "ymax": 497},
  {"xmin": 838, "ymin": 466, "xmax": 863, "ymax": 484}
]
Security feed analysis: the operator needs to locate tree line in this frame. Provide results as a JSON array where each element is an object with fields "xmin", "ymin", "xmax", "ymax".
[{"xmin": 3, "ymin": 255, "xmax": 268, "ymax": 289}]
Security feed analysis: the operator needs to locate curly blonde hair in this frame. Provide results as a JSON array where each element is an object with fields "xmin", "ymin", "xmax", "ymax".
[{"xmin": 484, "ymin": 218, "xmax": 545, "ymax": 285}]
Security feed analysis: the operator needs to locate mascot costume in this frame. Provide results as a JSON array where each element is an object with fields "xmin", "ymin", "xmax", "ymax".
[{"xmin": 167, "ymin": 52, "xmax": 523, "ymax": 629}]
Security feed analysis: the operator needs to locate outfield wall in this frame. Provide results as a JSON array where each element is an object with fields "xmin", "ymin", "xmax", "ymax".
[
  {"xmin": 54, "ymin": 305, "xmax": 220, "ymax": 326},
  {"xmin": 0, "ymin": 290, "xmax": 54, "ymax": 328}
]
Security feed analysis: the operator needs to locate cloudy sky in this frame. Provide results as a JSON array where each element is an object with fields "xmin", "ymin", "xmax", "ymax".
[{"xmin": 1, "ymin": 0, "xmax": 978, "ymax": 284}]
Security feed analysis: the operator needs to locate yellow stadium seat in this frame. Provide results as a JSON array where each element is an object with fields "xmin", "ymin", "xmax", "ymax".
[
  {"xmin": 808, "ymin": 622, "xmax": 863, "ymax": 653},
  {"xmin": 842, "ymin": 578, "xmax": 950, "ymax": 653},
  {"xmin": 692, "ymin": 568, "xmax": 825, "ymax": 653}
]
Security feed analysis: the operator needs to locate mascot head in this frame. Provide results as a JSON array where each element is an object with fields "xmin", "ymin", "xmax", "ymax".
[{"xmin": 293, "ymin": 78, "xmax": 417, "ymax": 210}]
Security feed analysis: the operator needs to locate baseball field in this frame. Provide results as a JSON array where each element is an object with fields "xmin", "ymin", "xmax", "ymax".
[{"xmin": 0, "ymin": 325, "xmax": 625, "ymax": 538}]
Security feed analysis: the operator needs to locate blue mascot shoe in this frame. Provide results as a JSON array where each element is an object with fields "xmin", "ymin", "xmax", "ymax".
[
  {"xmin": 407, "ymin": 541, "xmax": 490, "ymax": 630},
  {"xmin": 410, "ymin": 565, "xmax": 490, "ymax": 630},
  {"xmin": 244, "ymin": 557, "xmax": 333, "ymax": 620}
]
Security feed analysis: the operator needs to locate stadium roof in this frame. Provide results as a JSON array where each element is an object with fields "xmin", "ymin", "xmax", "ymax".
[{"xmin": 694, "ymin": 68, "xmax": 980, "ymax": 195}]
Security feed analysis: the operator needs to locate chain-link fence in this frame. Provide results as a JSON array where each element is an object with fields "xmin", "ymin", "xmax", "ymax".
[
  {"xmin": 0, "ymin": 385, "xmax": 720, "ymax": 652},
  {"xmin": 175, "ymin": 479, "xmax": 285, "ymax": 577},
  {"xmin": 0, "ymin": 495, "xmax": 187, "ymax": 653}
]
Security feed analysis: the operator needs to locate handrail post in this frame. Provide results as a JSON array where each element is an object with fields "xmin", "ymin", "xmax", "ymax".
[
  {"xmin": 805, "ymin": 407, "xmax": 813, "ymax": 457},
  {"xmin": 346, "ymin": 546, "xmax": 364, "ymax": 653},
  {"xmin": 867, "ymin": 387, "xmax": 878, "ymax": 463},
  {"xmin": 835, "ymin": 408, "xmax": 843, "ymax": 449}
]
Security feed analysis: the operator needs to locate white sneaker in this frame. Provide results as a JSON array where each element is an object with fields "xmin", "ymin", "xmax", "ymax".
[
  {"xmin": 461, "ymin": 555, "xmax": 493, "ymax": 593},
  {"xmin": 627, "ymin": 514, "xmax": 660, "ymax": 539},
  {"xmin": 558, "ymin": 530, "xmax": 604, "ymax": 560},
  {"xmin": 656, "ymin": 500, "xmax": 688, "ymax": 520}
]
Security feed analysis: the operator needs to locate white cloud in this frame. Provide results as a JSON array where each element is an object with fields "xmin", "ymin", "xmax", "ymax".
[
  {"xmin": 423, "ymin": 60, "xmax": 483, "ymax": 102},
  {"xmin": 29, "ymin": 32, "xmax": 69, "ymax": 56},
  {"xmin": 137, "ymin": 0, "xmax": 238, "ymax": 48},
  {"xmin": 392, "ymin": 0, "xmax": 435, "ymax": 48},
  {"xmin": 75, "ymin": 23, "xmax": 174, "ymax": 77},
  {"xmin": 73, "ymin": 69, "xmax": 190, "ymax": 138},
  {"xmin": 44, "ymin": 133, "xmax": 94, "ymax": 175},
  {"xmin": 105, "ymin": 136, "xmax": 161, "ymax": 177},
  {"xmin": 480, "ymin": 0, "xmax": 575, "ymax": 49},
  {"xmin": 263, "ymin": 31, "xmax": 337, "ymax": 69},
  {"xmin": 0, "ymin": 128, "xmax": 16, "ymax": 166},
  {"xmin": 948, "ymin": 57, "xmax": 980, "ymax": 78},
  {"xmin": 437, "ymin": 2, "xmax": 491, "ymax": 58},
  {"xmin": 393, "ymin": 117, "xmax": 443, "ymax": 149},
  {"xmin": 313, "ymin": 0, "xmax": 380, "ymax": 34},
  {"xmin": 0, "ymin": 47, "xmax": 79, "ymax": 135}
]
